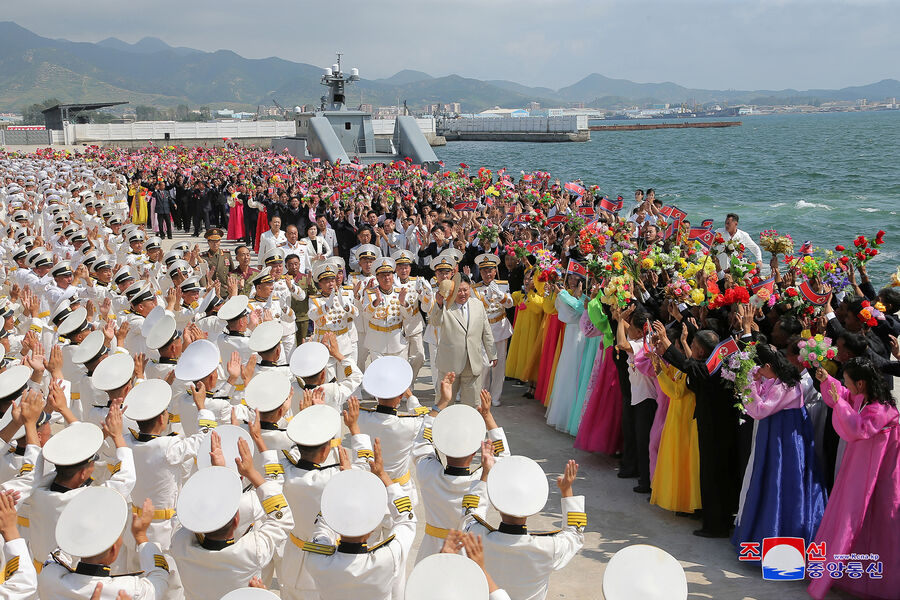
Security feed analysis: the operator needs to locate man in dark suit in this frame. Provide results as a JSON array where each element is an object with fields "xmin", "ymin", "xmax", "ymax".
[{"xmin": 192, "ymin": 179, "xmax": 213, "ymax": 237}]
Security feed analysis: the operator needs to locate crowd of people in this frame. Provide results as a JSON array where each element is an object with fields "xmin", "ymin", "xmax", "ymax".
[{"xmin": 0, "ymin": 143, "xmax": 896, "ymax": 600}]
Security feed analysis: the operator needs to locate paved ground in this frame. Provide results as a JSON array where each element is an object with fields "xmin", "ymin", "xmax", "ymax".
[{"xmin": 160, "ymin": 227, "xmax": 853, "ymax": 599}]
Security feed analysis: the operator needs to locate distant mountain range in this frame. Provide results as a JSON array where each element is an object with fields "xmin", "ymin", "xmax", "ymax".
[{"xmin": 1, "ymin": 21, "xmax": 898, "ymax": 113}]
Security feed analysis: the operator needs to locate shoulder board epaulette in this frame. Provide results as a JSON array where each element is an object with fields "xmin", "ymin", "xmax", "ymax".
[
  {"xmin": 367, "ymin": 534, "xmax": 396, "ymax": 552},
  {"xmin": 281, "ymin": 449, "xmax": 299, "ymax": 467},
  {"xmin": 404, "ymin": 406, "xmax": 430, "ymax": 416},
  {"xmin": 302, "ymin": 541, "xmax": 336, "ymax": 556},
  {"xmin": 496, "ymin": 280, "xmax": 508, "ymax": 284},
  {"xmin": 471, "ymin": 514, "xmax": 496, "ymax": 532},
  {"xmin": 111, "ymin": 570, "xmax": 145, "ymax": 578},
  {"xmin": 531, "ymin": 529, "xmax": 562, "ymax": 536},
  {"xmin": 409, "ymin": 276, "xmax": 418, "ymax": 280},
  {"xmin": 359, "ymin": 406, "xmax": 377, "ymax": 412}
]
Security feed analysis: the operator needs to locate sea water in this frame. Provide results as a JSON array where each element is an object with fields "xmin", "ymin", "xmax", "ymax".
[{"xmin": 435, "ymin": 111, "xmax": 900, "ymax": 283}]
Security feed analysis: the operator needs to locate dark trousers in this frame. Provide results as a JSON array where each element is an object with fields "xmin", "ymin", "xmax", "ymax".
[
  {"xmin": 696, "ymin": 415, "xmax": 739, "ymax": 533},
  {"xmin": 634, "ymin": 398, "xmax": 657, "ymax": 488},
  {"xmin": 193, "ymin": 209, "xmax": 211, "ymax": 236},
  {"xmin": 157, "ymin": 214, "xmax": 172, "ymax": 238},
  {"xmin": 617, "ymin": 357, "xmax": 636, "ymax": 474},
  {"xmin": 177, "ymin": 202, "xmax": 191, "ymax": 231},
  {"xmin": 212, "ymin": 202, "xmax": 229, "ymax": 229},
  {"xmin": 243, "ymin": 210, "xmax": 258, "ymax": 246}
]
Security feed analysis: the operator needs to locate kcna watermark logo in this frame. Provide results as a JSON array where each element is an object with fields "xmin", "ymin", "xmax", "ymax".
[{"xmin": 739, "ymin": 538, "xmax": 883, "ymax": 581}]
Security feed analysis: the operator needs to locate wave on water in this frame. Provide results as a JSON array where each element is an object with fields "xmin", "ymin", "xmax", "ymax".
[
  {"xmin": 858, "ymin": 208, "xmax": 880, "ymax": 213},
  {"xmin": 770, "ymin": 202, "xmax": 786, "ymax": 208},
  {"xmin": 795, "ymin": 200, "xmax": 832, "ymax": 210}
]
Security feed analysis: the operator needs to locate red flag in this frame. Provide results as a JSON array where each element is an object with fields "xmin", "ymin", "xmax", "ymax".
[
  {"xmin": 567, "ymin": 260, "xmax": 587, "ymax": 278},
  {"xmin": 578, "ymin": 205, "xmax": 596, "ymax": 217},
  {"xmin": 454, "ymin": 201, "xmax": 478, "ymax": 212},
  {"xmin": 501, "ymin": 179, "xmax": 515, "ymax": 189},
  {"xmin": 547, "ymin": 215, "xmax": 569, "ymax": 226},
  {"xmin": 526, "ymin": 242, "xmax": 544, "ymax": 253},
  {"xmin": 688, "ymin": 228, "xmax": 716, "ymax": 249},
  {"xmin": 705, "ymin": 337, "xmax": 740, "ymax": 374},
  {"xmin": 799, "ymin": 280, "xmax": 829, "ymax": 305},
  {"xmin": 751, "ymin": 277, "xmax": 775, "ymax": 295},
  {"xmin": 384, "ymin": 178, "xmax": 399, "ymax": 186},
  {"xmin": 599, "ymin": 197, "xmax": 619, "ymax": 213},
  {"xmin": 701, "ymin": 219, "xmax": 714, "ymax": 230},
  {"xmin": 564, "ymin": 182, "xmax": 587, "ymax": 197},
  {"xmin": 459, "ymin": 162, "xmax": 469, "ymax": 169}
]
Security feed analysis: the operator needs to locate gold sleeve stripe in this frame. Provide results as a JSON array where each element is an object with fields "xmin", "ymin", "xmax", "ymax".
[
  {"xmin": 198, "ymin": 419, "xmax": 217, "ymax": 429},
  {"xmin": 261, "ymin": 494, "xmax": 288, "ymax": 514},
  {"xmin": 462, "ymin": 494, "xmax": 480, "ymax": 509},
  {"xmin": 357, "ymin": 449, "xmax": 374, "ymax": 459},
  {"xmin": 492, "ymin": 439, "xmax": 505, "ymax": 455},
  {"xmin": 567, "ymin": 512, "xmax": 588, "ymax": 527},
  {"xmin": 153, "ymin": 555, "xmax": 170, "ymax": 572},
  {"xmin": 422, "ymin": 428, "xmax": 433, "ymax": 442},
  {"xmin": 264, "ymin": 464, "xmax": 285, "ymax": 476},
  {"xmin": 301, "ymin": 542, "xmax": 336, "ymax": 555},
  {"xmin": 393, "ymin": 497, "xmax": 413, "ymax": 513},
  {"xmin": 17, "ymin": 464, "xmax": 33, "ymax": 476},
  {"xmin": 3, "ymin": 556, "xmax": 19, "ymax": 581},
  {"xmin": 107, "ymin": 462, "xmax": 122, "ymax": 475}
]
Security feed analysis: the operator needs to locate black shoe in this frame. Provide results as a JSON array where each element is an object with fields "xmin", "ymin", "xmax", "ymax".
[
  {"xmin": 693, "ymin": 529, "xmax": 730, "ymax": 538},
  {"xmin": 617, "ymin": 471, "xmax": 638, "ymax": 479},
  {"xmin": 633, "ymin": 485, "xmax": 651, "ymax": 494},
  {"xmin": 524, "ymin": 391, "xmax": 534, "ymax": 399}
]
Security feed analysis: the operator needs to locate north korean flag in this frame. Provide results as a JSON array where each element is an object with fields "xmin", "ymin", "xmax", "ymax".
[
  {"xmin": 599, "ymin": 196, "xmax": 619, "ymax": 213},
  {"xmin": 567, "ymin": 260, "xmax": 587, "ymax": 278},
  {"xmin": 454, "ymin": 201, "xmax": 478, "ymax": 212},
  {"xmin": 798, "ymin": 240, "xmax": 814, "ymax": 255},
  {"xmin": 751, "ymin": 277, "xmax": 775, "ymax": 295},
  {"xmin": 384, "ymin": 178, "xmax": 400, "ymax": 186},
  {"xmin": 547, "ymin": 215, "xmax": 569, "ymax": 226},
  {"xmin": 578, "ymin": 205, "xmax": 596, "ymax": 217},
  {"xmin": 688, "ymin": 228, "xmax": 716, "ymax": 249},
  {"xmin": 799, "ymin": 280, "xmax": 829, "ymax": 305},
  {"xmin": 526, "ymin": 242, "xmax": 544, "ymax": 253},
  {"xmin": 564, "ymin": 182, "xmax": 587, "ymax": 197},
  {"xmin": 701, "ymin": 219, "xmax": 714, "ymax": 230},
  {"xmin": 705, "ymin": 337, "xmax": 740, "ymax": 374}
]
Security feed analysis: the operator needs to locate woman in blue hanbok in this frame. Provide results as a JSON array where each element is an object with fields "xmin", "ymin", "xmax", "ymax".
[
  {"xmin": 732, "ymin": 343, "xmax": 827, "ymax": 557},
  {"xmin": 545, "ymin": 272, "xmax": 586, "ymax": 431}
]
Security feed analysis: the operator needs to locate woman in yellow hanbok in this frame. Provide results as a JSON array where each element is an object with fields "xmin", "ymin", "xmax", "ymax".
[
  {"xmin": 650, "ymin": 356, "xmax": 702, "ymax": 513},
  {"xmin": 129, "ymin": 184, "xmax": 148, "ymax": 225},
  {"xmin": 505, "ymin": 268, "xmax": 544, "ymax": 382}
]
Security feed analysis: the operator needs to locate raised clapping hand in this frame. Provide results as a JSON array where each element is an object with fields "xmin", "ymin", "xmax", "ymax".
[{"xmin": 557, "ymin": 459, "xmax": 579, "ymax": 498}]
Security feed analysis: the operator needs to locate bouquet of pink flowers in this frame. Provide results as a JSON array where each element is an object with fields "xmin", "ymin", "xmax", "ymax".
[{"xmin": 797, "ymin": 335, "xmax": 837, "ymax": 369}]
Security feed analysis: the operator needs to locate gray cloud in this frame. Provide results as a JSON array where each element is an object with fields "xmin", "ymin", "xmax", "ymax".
[{"xmin": 7, "ymin": 0, "xmax": 898, "ymax": 90}]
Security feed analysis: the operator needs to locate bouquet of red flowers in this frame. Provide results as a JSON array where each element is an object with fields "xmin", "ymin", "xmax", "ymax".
[
  {"xmin": 504, "ymin": 240, "xmax": 529, "ymax": 261},
  {"xmin": 835, "ymin": 230, "xmax": 885, "ymax": 267},
  {"xmin": 708, "ymin": 286, "xmax": 751, "ymax": 310}
]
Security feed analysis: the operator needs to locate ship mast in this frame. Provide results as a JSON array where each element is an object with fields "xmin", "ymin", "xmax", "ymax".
[{"xmin": 319, "ymin": 52, "xmax": 359, "ymax": 112}]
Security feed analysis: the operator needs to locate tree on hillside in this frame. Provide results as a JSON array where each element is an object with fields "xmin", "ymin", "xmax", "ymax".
[{"xmin": 20, "ymin": 98, "xmax": 61, "ymax": 125}]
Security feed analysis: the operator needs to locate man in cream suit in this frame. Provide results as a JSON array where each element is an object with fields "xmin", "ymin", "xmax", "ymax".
[{"xmin": 431, "ymin": 274, "xmax": 497, "ymax": 406}]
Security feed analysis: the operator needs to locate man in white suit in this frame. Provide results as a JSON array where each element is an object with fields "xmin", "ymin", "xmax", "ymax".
[{"xmin": 431, "ymin": 274, "xmax": 497, "ymax": 406}]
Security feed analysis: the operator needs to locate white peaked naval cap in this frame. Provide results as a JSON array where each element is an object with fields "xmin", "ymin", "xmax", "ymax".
[
  {"xmin": 55, "ymin": 487, "xmax": 130, "ymax": 558},
  {"xmin": 249, "ymin": 321, "xmax": 283, "ymax": 353},
  {"xmin": 220, "ymin": 589, "xmax": 281, "ymax": 600},
  {"xmin": 486, "ymin": 455, "xmax": 549, "ymax": 518},
  {"xmin": 196, "ymin": 425, "xmax": 255, "ymax": 471},
  {"xmin": 177, "ymin": 466, "xmax": 243, "ymax": 533},
  {"xmin": 405, "ymin": 553, "xmax": 489, "ymax": 600},
  {"xmin": 71, "ymin": 330, "xmax": 106, "ymax": 364},
  {"xmin": 431, "ymin": 405, "xmax": 486, "ymax": 458},
  {"xmin": 90, "ymin": 352, "xmax": 135, "ymax": 391},
  {"xmin": 218, "ymin": 295, "xmax": 250, "ymax": 321},
  {"xmin": 146, "ymin": 314, "xmax": 178, "ymax": 350},
  {"xmin": 286, "ymin": 404, "xmax": 342, "ymax": 447},
  {"xmin": 123, "ymin": 379, "xmax": 173, "ymax": 422},
  {"xmin": 0, "ymin": 365, "xmax": 33, "ymax": 399},
  {"xmin": 244, "ymin": 371, "xmax": 291, "ymax": 413},
  {"xmin": 56, "ymin": 307, "xmax": 88, "ymax": 337},
  {"xmin": 289, "ymin": 342, "xmax": 329, "ymax": 378},
  {"xmin": 602, "ymin": 544, "xmax": 688, "ymax": 600},
  {"xmin": 362, "ymin": 356, "xmax": 412, "ymax": 399},
  {"xmin": 174, "ymin": 339, "xmax": 220, "ymax": 381},
  {"xmin": 140, "ymin": 305, "xmax": 168, "ymax": 337},
  {"xmin": 320, "ymin": 470, "xmax": 388, "ymax": 537},
  {"xmin": 41, "ymin": 421, "xmax": 105, "ymax": 466}
]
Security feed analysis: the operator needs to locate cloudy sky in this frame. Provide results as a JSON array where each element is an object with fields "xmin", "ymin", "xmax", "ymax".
[{"xmin": 7, "ymin": 0, "xmax": 899, "ymax": 90}]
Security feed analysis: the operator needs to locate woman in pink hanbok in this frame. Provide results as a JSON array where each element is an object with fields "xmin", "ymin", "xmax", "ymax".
[{"xmin": 809, "ymin": 358, "xmax": 900, "ymax": 600}]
